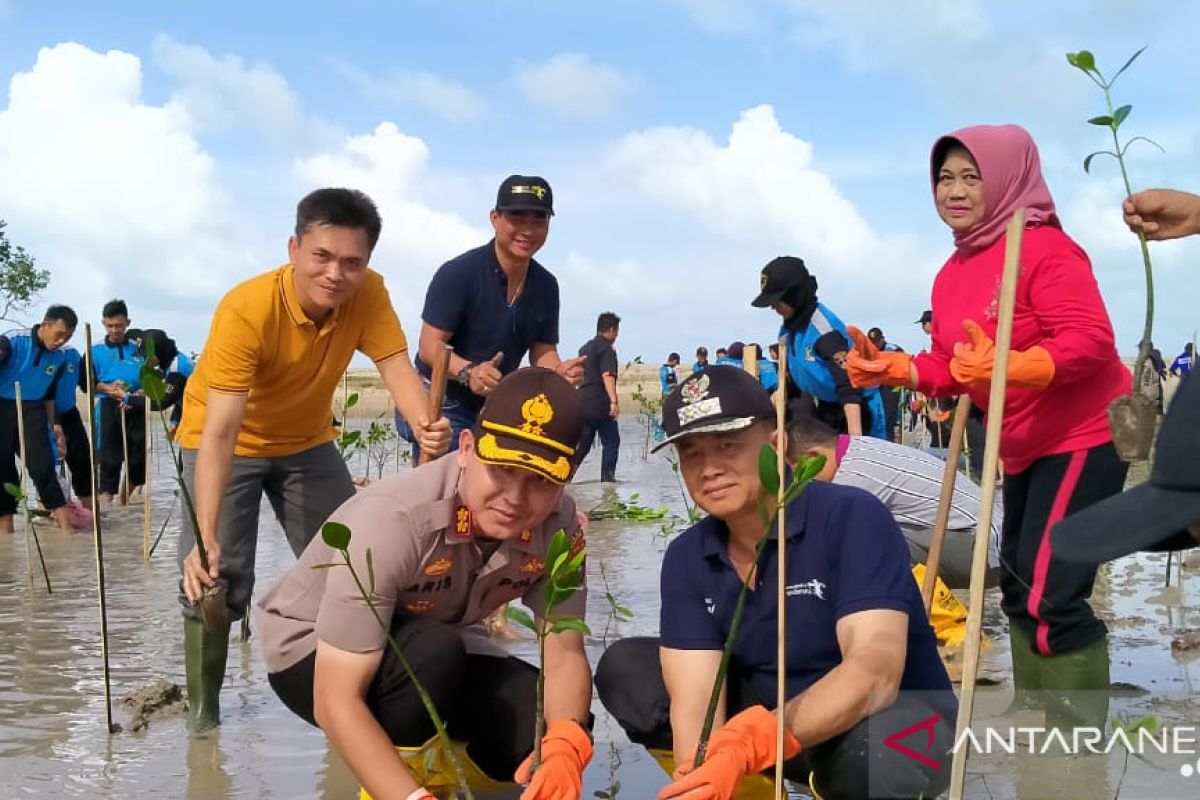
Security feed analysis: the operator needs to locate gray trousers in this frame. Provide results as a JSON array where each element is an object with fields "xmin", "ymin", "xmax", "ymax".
[
  {"xmin": 177, "ymin": 441, "xmax": 355, "ymax": 621},
  {"xmin": 905, "ymin": 528, "xmax": 1000, "ymax": 591}
]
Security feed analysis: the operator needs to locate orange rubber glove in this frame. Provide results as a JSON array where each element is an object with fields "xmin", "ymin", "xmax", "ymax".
[
  {"xmin": 845, "ymin": 326, "xmax": 914, "ymax": 388},
  {"xmin": 402, "ymin": 791, "xmax": 436, "ymax": 800},
  {"xmin": 515, "ymin": 719, "xmax": 594, "ymax": 800},
  {"xmin": 657, "ymin": 706, "xmax": 800, "ymax": 800},
  {"xmin": 949, "ymin": 320, "xmax": 1055, "ymax": 391}
]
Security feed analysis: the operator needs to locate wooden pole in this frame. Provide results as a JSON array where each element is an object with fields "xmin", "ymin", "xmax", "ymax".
[
  {"xmin": 418, "ymin": 344, "xmax": 452, "ymax": 466},
  {"xmin": 83, "ymin": 324, "xmax": 117, "ymax": 734},
  {"xmin": 744, "ymin": 344, "xmax": 759, "ymax": 378},
  {"xmin": 773, "ymin": 335, "xmax": 789, "ymax": 797},
  {"xmin": 143, "ymin": 395, "xmax": 152, "ymax": 562},
  {"xmin": 921, "ymin": 394, "xmax": 974, "ymax": 611},
  {"xmin": 14, "ymin": 382, "xmax": 52, "ymax": 593},
  {"xmin": 949, "ymin": 209, "xmax": 1025, "ymax": 799},
  {"xmin": 118, "ymin": 405, "xmax": 130, "ymax": 505}
]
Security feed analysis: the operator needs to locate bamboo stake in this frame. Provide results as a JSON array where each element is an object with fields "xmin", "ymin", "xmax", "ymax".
[
  {"xmin": 143, "ymin": 395, "xmax": 152, "ymax": 562},
  {"xmin": 83, "ymin": 324, "xmax": 117, "ymax": 734},
  {"xmin": 921, "ymin": 394, "xmax": 974, "ymax": 611},
  {"xmin": 119, "ymin": 405, "xmax": 130, "ymax": 505},
  {"xmin": 774, "ymin": 335, "xmax": 789, "ymax": 797},
  {"xmin": 418, "ymin": 344, "xmax": 452, "ymax": 466},
  {"xmin": 13, "ymin": 382, "xmax": 52, "ymax": 593},
  {"xmin": 949, "ymin": 209, "xmax": 1025, "ymax": 799},
  {"xmin": 744, "ymin": 344, "xmax": 759, "ymax": 379}
]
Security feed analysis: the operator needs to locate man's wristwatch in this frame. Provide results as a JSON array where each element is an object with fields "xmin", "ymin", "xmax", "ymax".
[{"xmin": 454, "ymin": 363, "xmax": 475, "ymax": 387}]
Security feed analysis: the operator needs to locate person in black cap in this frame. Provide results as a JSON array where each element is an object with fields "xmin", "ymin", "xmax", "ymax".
[
  {"xmin": 1054, "ymin": 372, "xmax": 1200, "ymax": 563},
  {"xmin": 752, "ymin": 256, "xmax": 888, "ymax": 439},
  {"xmin": 398, "ymin": 174, "xmax": 586, "ymax": 461},
  {"xmin": 915, "ymin": 309, "xmax": 933, "ymax": 336},
  {"xmin": 258, "ymin": 367, "xmax": 594, "ymax": 800},
  {"xmin": 594, "ymin": 365, "xmax": 954, "ymax": 800}
]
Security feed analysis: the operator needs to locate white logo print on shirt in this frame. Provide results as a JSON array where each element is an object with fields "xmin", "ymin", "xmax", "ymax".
[{"xmin": 785, "ymin": 579, "xmax": 827, "ymax": 600}]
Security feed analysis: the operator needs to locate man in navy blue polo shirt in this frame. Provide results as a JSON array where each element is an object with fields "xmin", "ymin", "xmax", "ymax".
[
  {"xmin": 399, "ymin": 175, "xmax": 586, "ymax": 460},
  {"xmin": 595, "ymin": 365, "xmax": 955, "ymax": 800}
]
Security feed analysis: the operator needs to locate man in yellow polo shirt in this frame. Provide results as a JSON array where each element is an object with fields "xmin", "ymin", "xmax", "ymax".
[{"xmin": 175, "ymin": 187, "xmax": 451, "ymax": 733}]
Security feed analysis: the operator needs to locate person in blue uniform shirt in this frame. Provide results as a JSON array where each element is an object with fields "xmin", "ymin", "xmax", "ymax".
[
  {"xmin": 47, "ymin": 344, "xmax": 93, "ymax": 512},
  {"xmin": 0, "ymin": 305, "xmax": 80, "ymax": 533},
  {"xmin": 398, "ymin": 175, "xmax": 585, "ymax": 461},
  {"xmin": 1170, "ymin": 343, "xmax": 1193, "ymax": 377},
  {"xmin": 659, "ymin": 352, "xmax": 680, "ymax": 397},
  {"xmin": 754, "ymin": 342, "xmax": 778, "ymax": 393},
  {"xmin": 90, "ymin": 299, "xmax": 147, "ymax": 506},
  {"xmin": 594, "ymin": 366, "xmax": 954, "ymax": 800},
  {"xmin": 752, "ymin": 256, "xmax": 887, "ymax": 439},
  {"xmin": 714, "ymin": 342, "xmax": 743, "ymax": 368},
  {"xmin": 691, "ymin": 347, "xmax": 709, "ymax": 375}
]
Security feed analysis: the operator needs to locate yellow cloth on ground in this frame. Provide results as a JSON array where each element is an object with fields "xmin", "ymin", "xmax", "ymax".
[
  {"xmin": 648, "ymin": 748, "xmax": 777, "ymax": 800},
  {"xmin": 360, "ymin": 737, "xmax": 509, "ymax": 799},
  {"xmin": 912, "ymin": 563, "xmax": 969, "ymax": 648}
]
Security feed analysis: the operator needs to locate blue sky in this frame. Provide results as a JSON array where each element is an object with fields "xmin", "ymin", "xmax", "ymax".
[{"xmin": 1, "ymin": 0, "xmax": 1198, "ymax": 365}]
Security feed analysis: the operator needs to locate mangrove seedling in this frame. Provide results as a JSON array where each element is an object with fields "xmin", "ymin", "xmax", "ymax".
[
  {"xmin": 4, "ymin": 480, "xmax": 51, "ymax": 593},
  {"xmin": 1067, "ymin": 46, "xmax": 1164, "ymax": 458},
  {"xmin": 504, "ymin": 528, "xmax": 590, "ymax": 779},
  {"xmin": 586, "ymin": 492, "xmax": 669, "ymax": 522},
  {"xmin": 140, "ymin": 338, "xmax": 227, "ymax": 632},
  {"xmin": 692, "ymin": 448, "xmax": 826, "ymax": 766},
  {"xmin": 317, "ymin": 520, "xmax": 474, "ymax": 800},
  {"xmin": 597, "ymin": 560, "xmax": 634, "ymax": 645}
]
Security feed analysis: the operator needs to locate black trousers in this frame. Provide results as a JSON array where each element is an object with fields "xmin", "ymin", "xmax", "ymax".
[
  {"xmin": 1001, "ymin": 443, "xmax": 1128, "ymax": 655},
  {"xmin": 575, "ymin": 415, "xmax": 620, "ymax": 482},
  {"xmin": 268, "ymin": 617, "xmax": 540, "ymax": 782},
  {"xmin": 58, "ymin": 408, "xmax": 94, "ymax": 500},
  {"xmin": 97, "ymin": 395, "xmax": 146, "ymax": 494},
  {"xmin": 595, "ymin": 637, "xmax": 954, "ymax": 800},
  {"xmin": 0, "ymin": 398, "xmax": 67, "ymax": 515}
]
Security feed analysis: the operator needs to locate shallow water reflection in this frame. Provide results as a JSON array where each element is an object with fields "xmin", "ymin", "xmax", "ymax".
[{"xmin": 1, "ymin": 419, "xmax": 1197, "ymax": 799}]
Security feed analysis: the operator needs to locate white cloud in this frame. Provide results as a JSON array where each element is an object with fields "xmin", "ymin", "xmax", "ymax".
[
  {"xmin": 515, "ymin": 52, "xmax": 636, "ymax": 120},
  {"xmin": 0, "ymin": 41, "xmax": 236, "ymax": 334},
  {"xmin": 609, "ymin": 104, "xmax": 879, "ymax": 269},
  {"xmin": 293, "ymin": 122, "xmax": 489, "ymax": 326},
  {"xmin": 152, "ymin": 34, "xmax": 341, "ymax": 149},
  {"xmin": 333, "ymin": 59, "xmax": 486, "ymax": 124}
]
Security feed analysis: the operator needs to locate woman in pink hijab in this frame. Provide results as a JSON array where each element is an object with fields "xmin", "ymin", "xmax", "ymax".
[{"xmin": 847, "ymin": 124, "xmax": 1130, "ymax": 731}]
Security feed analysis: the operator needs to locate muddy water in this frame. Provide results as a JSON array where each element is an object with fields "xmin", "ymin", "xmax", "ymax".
[{"xmin": 1, "ymin": 419, "xmax": 1197, "ymax": 799}]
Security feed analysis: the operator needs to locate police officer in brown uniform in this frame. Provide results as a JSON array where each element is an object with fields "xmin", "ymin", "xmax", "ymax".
[{"xmin": 257, "ymin": 367, "xmax": 594, "ymax": 800}]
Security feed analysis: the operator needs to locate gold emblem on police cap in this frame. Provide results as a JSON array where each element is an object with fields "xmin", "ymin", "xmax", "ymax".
[
  {"xmin": 520, "ymin": 393, "xmax": 554, "ymax": 437},
  {"xmin": 760, "ymin": 272, "xmax": 768, "ymax": 290},
  {"xmin": 681, "ymin": 373, "xmax": 710, "ymax": 405}
]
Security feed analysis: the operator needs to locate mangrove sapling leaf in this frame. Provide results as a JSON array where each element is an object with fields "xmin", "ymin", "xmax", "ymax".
[
  {"xmin": 1068, "ymin": 47, "xmax": 1162, "ymax": 397},
  {"xmin": 5, "ymin": 478, "xmax": 51, "ymax": 594},
  {"xmin": 1120, "ymin": 136, "xmax": 1165, "ymax": 157},
  {"xmin": 318, "ymin": 521, "xmax": 473, "ymax": 800},
  {"xmin": 366, "ymin": 548, "xmax": 376, "ymax": 594},
  {"xmin": 524, "ymin": 529, "xmax": 590, "ymax": 782},
  {"xmin": 693, "ymin": 450, "xmax": 825, "ymax": 768},
  {"xmin": 346, "ymin": 392, "xmax": 359, "ymax": 409},
  {"xmin": 758, "ymin": 446, "xmax": 779, "ymax": 496}
]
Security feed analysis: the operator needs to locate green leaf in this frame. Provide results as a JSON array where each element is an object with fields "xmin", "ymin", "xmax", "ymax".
[
  {"xmin": 366, "ymin": 548, "xmax": 376, "ymax": 594},
  {"xmin": 1074, "ymin": 50, "xmax": 1096, "ymax": 72},
  {"xmin": 504, "ymin": 606, "xmax": 537, "ymax": 632},
  {"xmin": 549, "ymin": 617, "xmax": 592, "ymax": 635},
  {"xmin": 321, "ymin": 521, "xmax": 351, "ymax": 550},
  {"xmin": 798, "ymin": 453, "xmax": 828, "ymax": 484},
  {"xmin": 545, "ymin": 529, "xmax": 569, "ymax": 574},
  {"xmin": 3, "ymin": 482, "xmax": 21, "ymax": 500},
  {"xmin": 141, "ymin": 369, "xmax": 167, "ymax": 405},
  {"xmin": 564, "ymin": 548, "xmax": 587, "ymax": 575},
  {"xmin": 346, "ymin": 392, "xmax": 359, "ymax": 409},
  {"xmin": 309, "ymin": 563, "xmax": 342, "ymax": 570},
  {"xmin": 758, "ymin": 444, "xmax": 779, "ymax": 496},
  {"xmin": 615, "ymin": 604, "xmax": 634, "ymax": 618},
  {"xmin": 1112, "ymin": 104, "xmax": 1131, "ymax": 128},
  {"xmin": 1087, "ymin": 115, "xmax": 1113, "ymax": 127},
  {"xmin": 1065, "ymin": 51, "xmax": 1079, "ymax": 68},
  {"xmin": 1110, "ymin": 46, "xmax": 1147, "ymax": 84},
  {"xmin": 1121, "ymin": 136, "xmax": 1165, "ymax": 156}
]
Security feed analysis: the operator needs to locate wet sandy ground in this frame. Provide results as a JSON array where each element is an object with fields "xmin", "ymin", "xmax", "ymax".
[{"xmin": 1, "ymin": 418, "xmax": 1197, "ymax": 799}]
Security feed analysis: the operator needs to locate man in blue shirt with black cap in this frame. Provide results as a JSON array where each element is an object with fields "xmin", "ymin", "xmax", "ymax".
[
  {"xmin": 399, "ymin": 175, "xmax": 586, "ymax": 460},
  {"xmin": 595, "ymin": 365, "xmax": 954, "ymax": 800}
]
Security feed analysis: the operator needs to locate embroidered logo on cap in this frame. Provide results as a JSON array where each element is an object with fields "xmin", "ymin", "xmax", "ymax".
[
  {"xmin": 520, "ymin": 393, "xmax": 554, "ymax": 437},
  {"xmin": 511, "ymin": 184, "xmax": 547, "ymax": 200},
  {"xmin": 678, "ymin": 396, "xmax": 722, "ymax": 426},
  {"xmin": 681, "ymin": 374, "xmax": 710, "ymax": 405}
]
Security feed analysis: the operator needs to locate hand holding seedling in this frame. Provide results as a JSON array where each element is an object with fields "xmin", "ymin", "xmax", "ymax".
[
  {"xmin": 1123, "ymin": 188, "xmax": 1200, "ymax": 241},
  {"xmin": 658, "ymin": 706, "xmax": 798, "ymax": 800}
]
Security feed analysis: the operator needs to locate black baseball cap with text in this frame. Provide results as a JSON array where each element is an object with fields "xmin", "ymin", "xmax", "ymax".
[
  {"xmin": 1054, "ymin": 372, "xmax": 1200, "ymax": 562},
  {"xmin": 495, "ymin": 175, "xmax": 554, "ymax": 216},
  {"xmin": 751, "ymin": 256, "xmax": 813, "ymax": 308},
  {"xmin": 653, "ymin": 365, "xmax": 774, "ymax": 453}
]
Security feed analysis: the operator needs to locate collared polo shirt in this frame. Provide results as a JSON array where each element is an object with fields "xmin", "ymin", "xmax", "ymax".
[
  {"xmin": 659, "ymin": 481, "xmax": 951, "ymax": 705},
  {"xmin": 91, "ymin": 335, "xmax": 143, "ymax": 391},
  {"xmin": 255, "ymin": 453, "xmax": 585, "ymax": 673},
  {"xmin": 0, "ymin": 326, "xmax": 71, "ymax": 401},
  {"xmin": 579, "ymin": 334, "xmax": 618, "ymax": 420},
  {"xmin": 418, "ymin": 241, "xmax": 560, "ymax": 415},
  {"xmin": 176, "ymin": 264, "xmax": 408, "ymax": 458}
]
